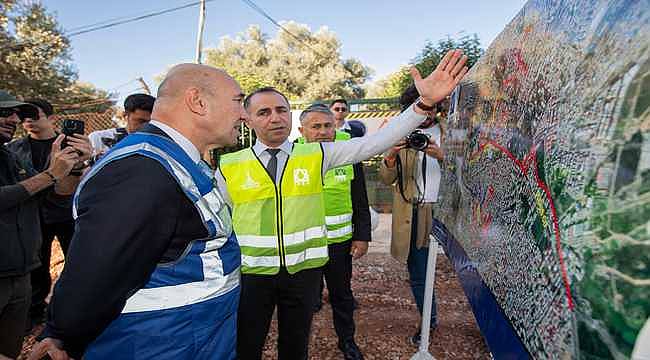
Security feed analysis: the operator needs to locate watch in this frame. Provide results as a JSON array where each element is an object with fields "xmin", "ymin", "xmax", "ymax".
[
  {"xmin": 415, "ymin": 97, "xmax": 435, "ymax": 112},
  {"xmin": 43, "ymin": 170, "xmax": 57, "ymax": 184}
]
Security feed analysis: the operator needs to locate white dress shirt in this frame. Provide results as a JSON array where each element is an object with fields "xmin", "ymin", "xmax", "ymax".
[
  {"xmin": 149, "ymin": 120, "xmax": 201, "ymax": 163},
  {"xmin": 337, "ymin": 120, "xmax": 352, "ymax": 132},
  {"xmin": 216, "ymin": 105, "xmax": 426, "ymax": 204},
  {"xmin": 88, "ymin": 128, "xmax": 122, "ymax": 155},
  {"xmin": 414, "ymin": 124, "xmax": 442, "ymax": 203}
]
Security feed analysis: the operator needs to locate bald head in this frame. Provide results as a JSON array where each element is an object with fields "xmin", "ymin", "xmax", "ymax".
[
  {"xmin": 156, "ymin": 63, "xmax": 233, "ymax": 102},
  {"xmin": 149, "ymin": 63, "xmax": 246, "ymax": 152}
]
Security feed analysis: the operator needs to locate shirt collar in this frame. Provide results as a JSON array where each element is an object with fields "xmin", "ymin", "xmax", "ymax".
[
  {"xmin": 149, "ymin": 120, "xmax": 201, "ymax": 163},
  {"xmin": 253, "ymin": 139, "xmax": 293, "ymax": 156},
  {"xmin": 338, "ymin": 120, "xmax": 351, "ymax": 131}
]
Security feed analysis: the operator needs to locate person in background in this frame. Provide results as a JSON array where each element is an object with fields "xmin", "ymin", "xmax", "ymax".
[
  {"xmin": 316, "ymin": 98, "xmax": 368, "ymax": 312},
  {"xmin": 0, "ymin": 91, "xmax": 86, "ymax": 359},
  {"xmin": 330, "ymin": 98, "xmax": 366, "ymax": 137},
  {"xmin": 6, "ymin": 99, "xmax": 91, "ymax": 329},
  {"xmin": 88, "ymin": 93, "xmax": 155, "ymax": 155},
  {"xmin": 298, "ymin": 103, "xmax": 371, "ymax": 360},
  {"xmin": 379, "ymin": 84, "xmax": 445, "ymax": 346}
]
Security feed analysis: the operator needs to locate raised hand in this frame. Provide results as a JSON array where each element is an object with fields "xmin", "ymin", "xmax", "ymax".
[{"xmin": 411, "ymin": 49, "xmax": 469, "ymax": 106}]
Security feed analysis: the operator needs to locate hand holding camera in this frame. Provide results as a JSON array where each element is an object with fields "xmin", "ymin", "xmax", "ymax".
[
  {"xmin": 60, "ymin": 119, "xmax": 92, "ymax": 173},
  {"xmin": 46, "ymin": 135, "xmax": 81, "ymax": 180}
]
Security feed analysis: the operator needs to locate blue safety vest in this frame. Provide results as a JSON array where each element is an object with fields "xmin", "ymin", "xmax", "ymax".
[{"xmin": 73, "ymin": 133, "xmax": 241, "ymax": 360}]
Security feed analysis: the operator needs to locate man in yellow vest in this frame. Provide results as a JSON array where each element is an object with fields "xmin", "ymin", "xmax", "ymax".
[
  {"xmin": 217, "ymin": 49, "xmax": 468, "ymax": 360},
  {"xmin": 298, "ymin": 103, "xmax": 370, "ymax": 360}
]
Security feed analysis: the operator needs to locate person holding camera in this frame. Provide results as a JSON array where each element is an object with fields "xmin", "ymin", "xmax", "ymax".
[
  {"xmin": 379, "ymin": 84, "xmax": 444, "ymax": 347},
  {"xmin": 6, "ymin": 99, "xmax": 92, "ymax": 330},
  {"xmin": 217, "ymin": 49, "xmax": 467, "ymax": 360},
  {"xmin": 0, "ymin": 91, "xmax": 87, "ymax": 359},
  {"xmin": 88, "ymin": 93, "xmax": 155, "ymax": 156}
]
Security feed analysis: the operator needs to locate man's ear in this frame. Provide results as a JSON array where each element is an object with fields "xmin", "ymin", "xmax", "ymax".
[
  {"xmin": 298, "ymin": 126, "xmax": 305, "ymax": 136},
  {"xmin": 185, "ymin": 87, "xmax": 207, "ymax": 116}
]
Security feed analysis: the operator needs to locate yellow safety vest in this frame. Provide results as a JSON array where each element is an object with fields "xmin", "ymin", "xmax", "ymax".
[
  {"xmin": 298, "ymin": 131, "xmax": 354, "ymax": 244},
  {"xmin": 220, "ymin": 143, "xmax": 328, "ymax": 275}
]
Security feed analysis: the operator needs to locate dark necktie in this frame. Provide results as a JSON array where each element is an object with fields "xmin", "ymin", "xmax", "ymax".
[{"xmin": 266, "ymin": 148, "xmax": 281, "ymax": 183}]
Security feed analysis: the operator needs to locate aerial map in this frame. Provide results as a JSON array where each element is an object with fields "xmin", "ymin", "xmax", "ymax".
[{"xmin": 436, "ymin": 0, "xmax": 650, "ymax": 358}]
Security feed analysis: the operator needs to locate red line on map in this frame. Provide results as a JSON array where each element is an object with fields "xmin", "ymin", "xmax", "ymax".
[{"xmin": 469, "ymin": 139, "xmax": 575, "ymax": 311}]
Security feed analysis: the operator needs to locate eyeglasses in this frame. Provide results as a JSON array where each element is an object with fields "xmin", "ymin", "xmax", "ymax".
[
  {"xmin": 0, "ymin": 108, "xmax": 17, "ymax": 118},
  {"xmin": 332, "ymin": 107, "xmax": 347, "ymax": 112}
]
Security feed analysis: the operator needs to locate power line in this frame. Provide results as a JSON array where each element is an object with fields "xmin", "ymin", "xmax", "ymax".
[
  {"xmin": 66, "ymin": 0, "xmax": 216, "ymax": 37},
  {"xmin": 7, "ymin": 0, "xmax": 216, "ymax": 50},
  {"xmin": 238, "ymin": 0, "xmax": 330, "ymax": 60},
  {"xmin": 65, "ymin": 13, "xmax": 138, "ymax": 33},
  {"xmin": 108, "ymin": 79, "xmax": 138, "ymax": 92}
]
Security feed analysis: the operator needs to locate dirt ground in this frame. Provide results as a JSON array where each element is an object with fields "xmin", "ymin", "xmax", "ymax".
[{"xmin": 20, "ymin": 242, "xmax": 490, "ymax": 360}]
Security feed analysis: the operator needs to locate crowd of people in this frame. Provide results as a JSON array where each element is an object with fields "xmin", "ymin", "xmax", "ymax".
[{"xmin": 0, "ymin": 49, "xmax": 468, "ymax": 360}]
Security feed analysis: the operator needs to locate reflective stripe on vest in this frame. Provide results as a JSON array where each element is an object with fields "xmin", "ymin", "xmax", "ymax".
[
  {"xmin": 74, "ymin": 133, "xmax": 240, "ymax": 313},
  {"xmin": 300, "ymin": 131, "xmax": 355, "ymax": 244},
  {"xmin": 220, "ymin": 143, "xmax": 328, "ymax": 275}
]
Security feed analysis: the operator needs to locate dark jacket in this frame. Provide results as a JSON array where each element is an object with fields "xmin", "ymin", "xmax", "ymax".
[
  {"xmin": 40, "ymin": 124, "xmax": 210, "ymax": 357},
  {"xmin": 347, "ymin": 120, "xmax": 367, "ymax": 138},
  {"xmin": 0, "ymin": 145, "xmax": 42, "ymax": 277},
  {"xmin": 6, "ymin": 135, "xmax": 73, "ymax": 224},
  {"xmin": 342, "ymin": 124, "xmax": 372, "ymax": 241}
]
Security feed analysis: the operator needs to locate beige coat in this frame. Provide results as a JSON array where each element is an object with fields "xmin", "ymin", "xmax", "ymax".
[{"xmin": 379, "ymin": 148, "xmax": 433, "ymax": 263}]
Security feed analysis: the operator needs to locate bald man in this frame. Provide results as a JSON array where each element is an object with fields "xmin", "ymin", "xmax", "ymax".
[{"xmin": 29, "ymin": 64, "xmax": 247, "ymax": 360}]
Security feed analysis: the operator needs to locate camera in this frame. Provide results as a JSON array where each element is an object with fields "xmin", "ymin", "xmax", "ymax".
[
  {"xmin": 405, "ymin": 130, "xmax": 430, "ymax": 151},
  {"xmin": 100, "ymin": 128, "xmax": 128, "ymax": 148},
  {"xmin": 61, "ymin": 119, "xmax": 85, "ymax": 149}
]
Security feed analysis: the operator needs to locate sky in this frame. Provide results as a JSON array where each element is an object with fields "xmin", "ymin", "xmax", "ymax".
[{"xmin": 41, "ymin": 0, "xmax": 527, "ymax": 102}]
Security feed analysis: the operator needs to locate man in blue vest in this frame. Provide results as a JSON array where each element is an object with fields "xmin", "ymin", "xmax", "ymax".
[{"xmin": 29, "ymin": 64, "xmax": 246, "ymax": 360}]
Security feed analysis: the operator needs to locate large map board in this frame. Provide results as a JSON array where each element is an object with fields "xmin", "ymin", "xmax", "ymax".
[{"xmin": 435, "ymin": 0, "xmax": 650, "ymax": 358}]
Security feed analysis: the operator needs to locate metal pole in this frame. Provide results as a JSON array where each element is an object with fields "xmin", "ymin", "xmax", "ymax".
[
  {"xmin": 410, "ymin": 234, "xmax": 438, "ymax": 360},
  {"xmin": 194, "ymin": 0, "xmax": 206, "ymax": 64}
]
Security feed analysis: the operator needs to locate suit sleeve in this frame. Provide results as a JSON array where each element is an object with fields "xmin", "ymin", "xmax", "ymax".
[
  {"xmin": 39, "ymin": 155, "xmax": 184, "ymax": 358},
  {"xmin": 351, "ymin": 163, "xmax": 371, "ymax": 242}
]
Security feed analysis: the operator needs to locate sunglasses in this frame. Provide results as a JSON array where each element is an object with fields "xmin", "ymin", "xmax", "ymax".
[
  {"xmin": 0, "ymin": 108, "xmax": 17, "ymax": 118},
  {"xmin": 332, "ymin": 107, "xmax": 347, "ymax": 112}
]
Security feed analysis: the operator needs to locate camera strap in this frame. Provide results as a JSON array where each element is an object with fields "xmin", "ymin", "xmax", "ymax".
[{"xmin": 396, "ymin": 151, "xmax": 426, "ymax": 205}]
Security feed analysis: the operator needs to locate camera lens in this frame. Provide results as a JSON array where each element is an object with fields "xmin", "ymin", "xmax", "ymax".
[{"xmin": 407, "ymin": 132, "xmax": 429, "ymax": 151}]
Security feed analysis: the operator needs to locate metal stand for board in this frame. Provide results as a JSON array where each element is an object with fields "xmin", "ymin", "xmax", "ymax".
[{"xmin": 410, "ymin": 234, "xmax": 439, "ymax": 360}]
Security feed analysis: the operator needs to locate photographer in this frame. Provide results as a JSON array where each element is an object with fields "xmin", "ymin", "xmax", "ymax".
[
  {"xmin": 6, "ymin": 99, "xmax": 92, "ymax": 329},
  {"xmin": 88, "ymin": 93, "xmax": 155, "ymax": 155},
  {"xmin": 379, "ymin": 84, "xmax": 444, "ymax": 346},
  {"xmin": 0, "ymin": 91, "xmax": 86, "ymax": 358}
]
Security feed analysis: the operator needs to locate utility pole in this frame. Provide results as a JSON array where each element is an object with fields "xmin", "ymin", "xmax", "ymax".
[
  {"xmin": 195, "ymin": 0, "xmax": 206, "ymax": 64},
  {"xmin": 136, "ymin": 77, "xmax": 151, "ymax": 95}
]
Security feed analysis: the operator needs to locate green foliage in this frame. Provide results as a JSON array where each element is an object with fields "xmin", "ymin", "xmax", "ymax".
[
  {"xmin": 370, "ymin": 34, "xmax": 484, "ymax": 98},
  {"xmin": 204, "ymin": 22, "xmax": 372, "ymax": 100},
  {"xmin": 367, "ymin": 67, "xmax": 411, "ymax": 99},
  {"xmin": 0, "ymin": 1, "xmax": 113, "ymax": 110}
]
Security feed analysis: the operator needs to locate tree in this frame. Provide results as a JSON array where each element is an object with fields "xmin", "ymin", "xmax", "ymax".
[
  {"xmin": 204, "ymin": 22, "xmax": 372, "ymax": 100},
  {"xmin": 370, "ymin": 34, "xmax": 484, "ymax": 99},
  {"xmin": 0, "ymin": 1, "xmax": 113, "ymax": 110}
]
